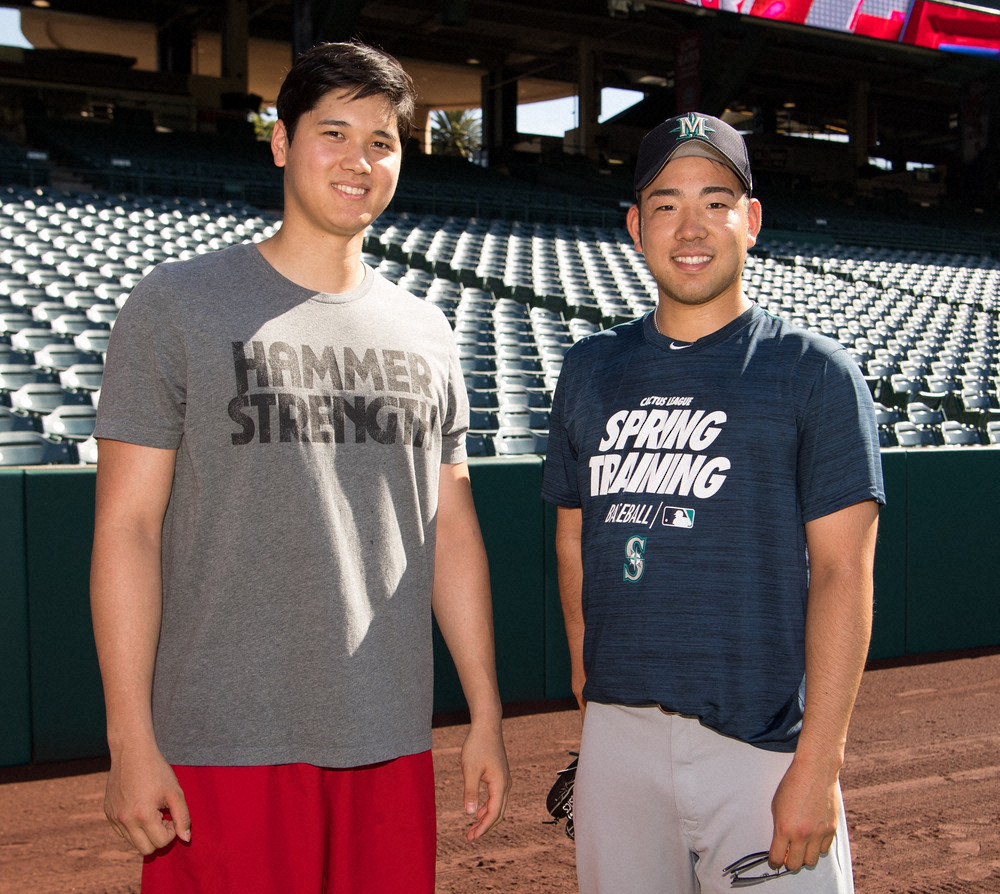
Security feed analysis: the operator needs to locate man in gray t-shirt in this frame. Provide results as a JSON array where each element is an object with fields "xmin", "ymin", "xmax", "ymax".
[{"xmin": 91, "ymin": 42, "xmax": 509, "ymax": 894}]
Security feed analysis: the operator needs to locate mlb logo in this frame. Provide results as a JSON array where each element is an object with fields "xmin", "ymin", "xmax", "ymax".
[{"xmin": 663, "ymin": 507, "xmax": 695, "ymax": 528}]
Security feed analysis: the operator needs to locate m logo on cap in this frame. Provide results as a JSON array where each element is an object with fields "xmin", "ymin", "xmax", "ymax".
[
  {"xmin": 675, "ymin": 113, "xmax": 713, "ymax": 140},
  {"xmin": 634, "ymin": 111, "xmax": 752, "ymax": 195}
]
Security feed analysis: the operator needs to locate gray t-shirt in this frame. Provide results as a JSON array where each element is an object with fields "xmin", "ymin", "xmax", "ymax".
[{"xmin": 94, "ymin": 242, "xmax": 468, "ymax": 768}]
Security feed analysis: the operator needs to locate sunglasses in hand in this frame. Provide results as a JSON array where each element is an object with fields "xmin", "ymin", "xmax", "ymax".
[{"xmin": 722, "ymin": 851, "xmax": 793, "ymax": 887}]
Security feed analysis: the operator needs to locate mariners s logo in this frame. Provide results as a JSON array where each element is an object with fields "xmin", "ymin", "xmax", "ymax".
[{"xmin": 623, "ymin": 535, "xmax": 647, "ymax": 583}]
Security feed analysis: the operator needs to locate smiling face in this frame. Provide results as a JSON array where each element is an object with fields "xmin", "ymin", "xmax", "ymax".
[
  {"xmin": 271, "ymin": 88, "xmax": 402, "ymax": 244},
  {"xmin": 627, "ymin": 154, "xmax": 761, "ymax": 321}
]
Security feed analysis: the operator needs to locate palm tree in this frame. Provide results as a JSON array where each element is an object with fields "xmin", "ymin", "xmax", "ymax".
[
  {"xmin": 430, "ymin": 109, "xmax": 482, "ymax": 160},
  {"xmin": 249, "ymin": 109, "xmax": 276, "ymax": 141}
]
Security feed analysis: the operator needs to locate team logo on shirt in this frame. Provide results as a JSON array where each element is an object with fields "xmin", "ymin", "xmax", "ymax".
[{"xmin": 623, "ymin": 535, "xmax": 647, "ymax": 583}]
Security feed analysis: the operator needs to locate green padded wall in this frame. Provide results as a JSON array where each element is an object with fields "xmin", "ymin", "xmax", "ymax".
[
  {"xmin": 24, "ymin": 468, "xmax": 106, "ymax": 763},
  {"xmin": 470, "ymin": 457, "xmax": 546, "ymax": 703},
  {"xmin": 904, "ymin": 449, "xmax": 1000, "ymax": 654},
  {"xmin": 0, "ymin": 470, "xmax": 31, "ymax": 767},
  {"xmin": 869, "ymin": 450, "xmax": 907, "ymax": 661},
  {"xmin": 8, "ymin": 448, "xmax": 1000, "ymax": 766}
]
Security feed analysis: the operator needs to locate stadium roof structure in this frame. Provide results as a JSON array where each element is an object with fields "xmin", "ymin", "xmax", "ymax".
[{"xmin": 2, "ymin": 0, "xmax": 1000, "ymax": 203}]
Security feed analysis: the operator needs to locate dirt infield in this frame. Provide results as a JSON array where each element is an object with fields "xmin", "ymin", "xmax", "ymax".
[{"xmin": 3, "ymin": 647, "xmax": 1000, "ymax": 893}]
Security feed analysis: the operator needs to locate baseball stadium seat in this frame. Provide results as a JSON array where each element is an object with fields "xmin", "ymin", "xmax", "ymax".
[{"xmin": 0, "ymin": 430, "xmax": 74, "ymax": 465}]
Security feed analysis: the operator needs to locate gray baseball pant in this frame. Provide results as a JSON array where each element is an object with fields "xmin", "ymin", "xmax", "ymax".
[{"xmin": 574, "ymin": 702, "xmax": 854, "ymax": 894}]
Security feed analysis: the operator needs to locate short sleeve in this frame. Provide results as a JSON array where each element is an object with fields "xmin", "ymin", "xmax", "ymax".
[
  {"xmin": 541, "ymin": 345, "xmax": 583, "ymax": 508},
  {"xmin": 797, "ymin": 347, "xmax": 885, "ymax": 522},
  {"xmin": 93, "ymin": 265, "xmax": 188, "ymax": 449},
  {"xmin": 437, "ymin": 324, "xmax": 469, "ymax": 465}
]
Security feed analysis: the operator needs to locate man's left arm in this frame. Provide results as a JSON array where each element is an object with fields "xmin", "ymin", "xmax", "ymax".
[
  {"xmin": 432, "ymin": 461, "xmax": 511, "ymax": 841},
  {"xmin": 769, "ymin": 498, "xmax": 879, "ymax": 871}
]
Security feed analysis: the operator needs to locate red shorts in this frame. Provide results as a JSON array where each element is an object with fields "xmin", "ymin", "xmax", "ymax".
[{"xmin": 142, "ymin": 752, "xmax": 435, "ymax": 894}]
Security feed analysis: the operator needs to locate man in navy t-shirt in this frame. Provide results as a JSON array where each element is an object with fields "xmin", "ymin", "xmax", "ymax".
[{"xmin": 542, "ymin": 113, "xmax": 884, "ymax": 894}]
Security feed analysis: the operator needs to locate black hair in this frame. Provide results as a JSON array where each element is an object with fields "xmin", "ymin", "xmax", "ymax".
[{"xmin": 275, "ymin": 41, "xmax": 416, "ymax": 144}]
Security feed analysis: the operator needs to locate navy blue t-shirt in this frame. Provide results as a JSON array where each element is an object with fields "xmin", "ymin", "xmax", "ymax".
[{"xmin": 541, "ymin": 305, "xmax": 885, "ymax": 751}]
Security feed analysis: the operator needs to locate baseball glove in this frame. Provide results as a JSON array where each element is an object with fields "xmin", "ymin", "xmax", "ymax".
[{"xmin": 544, "ymin": 752, "xmax": 578, "ymax": 840}]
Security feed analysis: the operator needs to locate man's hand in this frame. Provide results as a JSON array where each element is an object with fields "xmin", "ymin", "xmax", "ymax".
[
  {"xmin": 460, "ymin": 721, "xmax": 511, "ymax": 841},
  {"xmin": 768, "ymin": 755, "xmax": 840, "ymax": 872},
  {"xmin": 105, "ymin": 740, "xmax": 191, "ymax": 855}
]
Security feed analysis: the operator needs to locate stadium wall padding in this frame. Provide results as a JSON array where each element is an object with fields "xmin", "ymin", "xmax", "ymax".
[
  {"xmin": 0, "ymin": 469, "xmax": 31, "ymax": 767},
  {"xmin": 903, "ymin": 449, "xmax": 1000, "ymax": 654},
  {"xmin": 869, "ymin": 450, "xmax": 907, "ymax": 661},
  {"xmin": 2, "ymin": 449, "xmax": 999, "ymax": 766},
  {"xmin": 23, "ymin": 468, "xmax": 106, "ymax": 763}
]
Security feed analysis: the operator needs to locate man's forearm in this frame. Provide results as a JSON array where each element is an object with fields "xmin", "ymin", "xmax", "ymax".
[
  {"xmin": 431, "ymin": 464, "xmax": 502, "ymax": 722},
  {"xmin": 797, "ymin": 502, "xmax": 879, "ymax": 770},
  {"xmin": 555, "ymin": 507, "xmax": 585, "ymax": 710},
  {"xmin": 90, "ymin": 439, "xmax": 177, "ymax": 751},
  {"xmin": 796, "ymin": 564, "xmax": 872, "ymax": 773},
  {"xmin": 91, "ymin": 525, "xmax": 164, "ymax": 750},
  {"xmin": 431, "ymin": 544, "xmax": 502, "ymax": 723}
]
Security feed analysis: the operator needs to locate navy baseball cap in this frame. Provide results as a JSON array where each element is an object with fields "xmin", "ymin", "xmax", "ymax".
[{"xmin": 634, "ymin": 113, "xmax": 752, "ymax": 195}]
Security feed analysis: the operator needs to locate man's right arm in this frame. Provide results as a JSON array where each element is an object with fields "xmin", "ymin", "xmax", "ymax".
[
  {"xmin": 555, "ymin": 506, "xmax": 586, "ymax": 716},
  {"xmin": 90, "ymin": 438, "xmax": 191, "ymax": 854}
]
